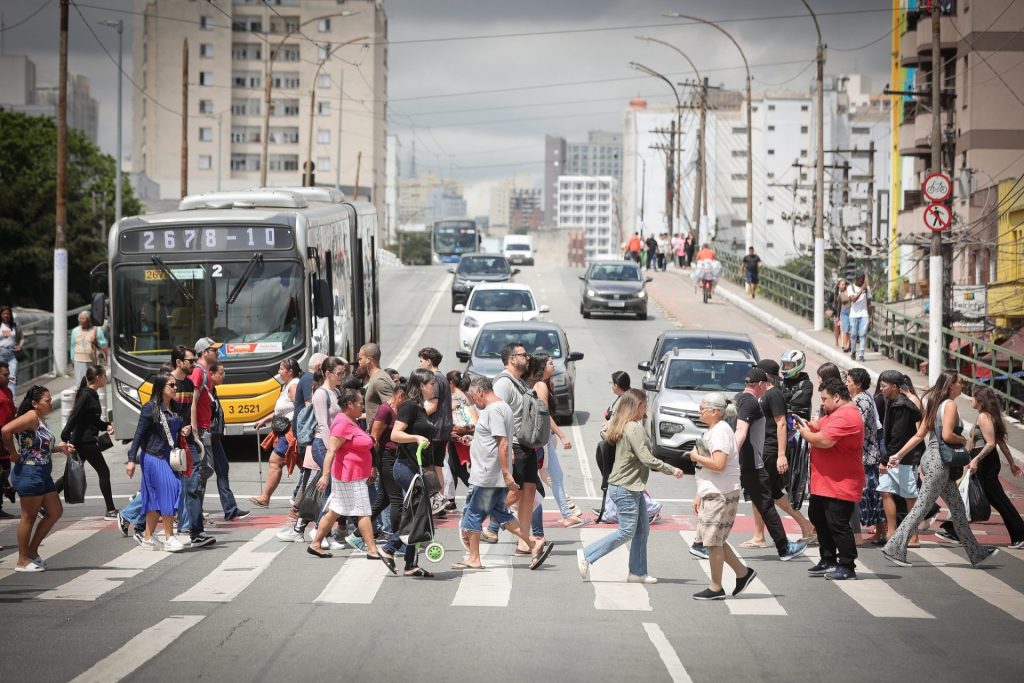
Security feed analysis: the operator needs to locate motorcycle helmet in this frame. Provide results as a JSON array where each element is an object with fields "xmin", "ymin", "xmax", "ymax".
[{"xmin": 780, "ymin": 349, "xmax": 806, "ymax": 380}]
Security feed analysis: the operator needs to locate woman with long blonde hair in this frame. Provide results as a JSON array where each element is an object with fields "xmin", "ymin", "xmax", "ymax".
[{"xmin": 577, "ymin": 389, "xmax": 682, "ymax": 584}]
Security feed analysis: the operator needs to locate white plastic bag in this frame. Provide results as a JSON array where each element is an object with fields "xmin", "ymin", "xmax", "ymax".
[{"xmin": 957, "ymin": 469, "xmax": 971, "ymax": 515}]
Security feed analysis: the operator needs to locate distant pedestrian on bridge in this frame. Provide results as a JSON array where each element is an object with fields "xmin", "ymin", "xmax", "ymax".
[{"xmin": 740, "ymin": 247, "xmax": 762, "ymax": 299}]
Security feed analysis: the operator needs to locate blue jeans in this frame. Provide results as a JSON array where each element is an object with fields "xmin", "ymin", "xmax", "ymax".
[
  {"xmin": 487, "ymin": 496, "xmax": 543, "ymax": 537},
  {"xmin": 294, "ymin": 438, "xmax": 331, "ymax": 531},
  {"xmin": 182, "ymin": 444, "xmax": 205, "ymax": 539},
  {"xmin": 849, "ymin": 316, "xmax": 868, "ymax": 356},
  {"xmin": 546, "ymin": 440, "xmax": 573, "ymax": 519},
  {"xmin": 462, "ymin": 486, "xmax": 514, "ymax": 532},
  {"xmin": 122, "ymin": 488, "xmax": 145, "ymax": 526},
  {"xmin": 211, "ymin": 436, "xmax": 240, "ymax": 520},
  {"xmin": 582, "ymin": 484, "xmax": 649, "ymax": 576},
  {"xmin": 382, "ymin": 457, "xmax": 418, "ymax": 570}
]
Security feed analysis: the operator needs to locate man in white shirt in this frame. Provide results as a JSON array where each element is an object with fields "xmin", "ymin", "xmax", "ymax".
[{"xmin": 847, "ymin": 273, "xmax": 870, "ymax": 362}]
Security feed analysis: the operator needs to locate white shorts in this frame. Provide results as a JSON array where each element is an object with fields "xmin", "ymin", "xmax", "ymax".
[{"xmin": 328, "ymin": 477, "xmax": 372, "ymax": 516}]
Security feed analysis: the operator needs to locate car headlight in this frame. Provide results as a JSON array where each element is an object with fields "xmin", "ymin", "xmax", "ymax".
[
  {"xmin": 550, "ymin": 373, "xmax": 567, "ymax": 386},
  {"xmin": 454, "ymin": 279, "xmax": 469, "ymax": 291},
  {"xmin": 586, "ymin": 288, "xmax": 596, "ymax": 297},
  {"xmin": 659, "ymin": 421, "xmax": 684, "ymax": 437},
  {"xmin": 637, "ymin": 291, "xmax": 646, "ymax": 299},
  {"xmin": 115, "ymin": 379, "xmax": 141, "ymax": 407},
  {"xmin": 464, "ymin": 316, "xmax": 480, "ymax": 328}
]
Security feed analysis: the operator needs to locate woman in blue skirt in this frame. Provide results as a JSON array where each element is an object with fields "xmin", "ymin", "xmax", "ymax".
[{"xmin": 127, "ymin": 373, "xmax": 191, "ymax": 552}]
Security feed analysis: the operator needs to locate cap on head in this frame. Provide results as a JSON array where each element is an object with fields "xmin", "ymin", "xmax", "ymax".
[
  {"xmin": 703, "ymin": 392, "xmax": 728, "ymax": 410},
  {"xmin": 745, "ymin": 367, "xmax": 769, "ymax": 385},
  {"xmin": 194, "ymin": 337, "xmax": 222, "ymax": 354}
]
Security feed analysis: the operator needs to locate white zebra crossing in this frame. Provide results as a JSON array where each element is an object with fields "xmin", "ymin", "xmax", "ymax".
[
  {"xmin": 315, "ymin": 550, "xmax": 390, "ymax": 604},
  {"xmin": 0, "ymin": 518, "xmax": 104, "ymax": 581},
  {"xmin": 69, "ymin": 615, "xmax": 205, "ymax": 683},
  {"xmin": 678, "ymin": 530, "xmax": 786, "ymax": 615},
  {"xmin": 803, "ymin": 547, "xmax": 933, "ymax": 618},
  {"xmin": 911, "ymin": 545, "xmax": 1024, "ymax": 622},
  {"xmin": 451, "ymin": 543, "xmax": 513, "ymax": 607},
  {"xmin": 38, "ymin": 544, "xmax": 175, "ymax": 601},
  {"xmin": 172, "ymin": 529, "xmax": 283, "ymax": 602},
  {"xmin": 579, "ymin": 528, "xmax": 652, "ymax": 611}
]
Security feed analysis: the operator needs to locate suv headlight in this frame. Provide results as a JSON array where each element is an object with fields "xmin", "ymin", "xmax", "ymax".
[
  {"xmin": 637, "ymin": 290, "xmax": 646, "ymax": 299},
  {"xmin": 659, "ymin": 421, "xmax": 684, "ymax": 438},
  {"xmin": 454, "ymin": 279, "xmax": 469, "ymax": 291},
  {"xmin": 550, "ymin": 373, "xmax": 567, "ymax": 386},
  {"xmin": 586, "ymin": 288, "xmax": 596, "ymax": 297},
  {"xmin": 464, "ymin": 316, "xmax": 480, "ymax": 328}
]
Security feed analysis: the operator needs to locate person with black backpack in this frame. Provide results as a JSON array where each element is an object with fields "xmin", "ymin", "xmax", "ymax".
[{"xmin": 58, "ymin": 364, "xmax": 116, "ymax": 517}]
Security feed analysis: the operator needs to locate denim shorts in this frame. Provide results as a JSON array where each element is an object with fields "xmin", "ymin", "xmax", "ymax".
[
  {"xmin": 877, "ymin": 463, "xmax": 919, "ymax": 498},
  {"xmin": 461, "ymin": 486, "xmax": 514, "ymax": 533},
  {"xmin": 11, "ymin": 462, "xmax": 56, "ymax": 497}
]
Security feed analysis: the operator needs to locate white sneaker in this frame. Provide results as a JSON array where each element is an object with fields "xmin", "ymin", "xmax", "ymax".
[
  {"xmin": 627, "ymin": 573, "xmax": 659, "ymax": 584},
  {"xmin": 321, "ymin": 537, "xmax": 345, "ymax": 551},
  {"xmin": 163, "ymin": 536, "xmax": 185, "ymax": 553},
  {"xmin": 576, "ymin": 549, "xmax": 590, "ymax": 582},
  {"xmin": 142, "ymin": 536, "xmax": 162, "ymax": 551},
  {"xmin": 304, "ymin": 525, "xmax": 317, "ymax": 543},
  {"xmin": 276, "ymin": 527, "xmax": 304, "ymax": 543}
]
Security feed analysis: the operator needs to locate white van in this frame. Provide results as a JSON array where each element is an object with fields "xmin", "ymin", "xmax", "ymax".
[{"xmin": 503, "ymin": 234, "xmax": 534, "ymax": 266}]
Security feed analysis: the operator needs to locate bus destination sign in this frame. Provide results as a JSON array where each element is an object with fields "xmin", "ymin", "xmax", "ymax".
[{"xmin": 120, "ymin": 226, "xmax": 294, "ymax": 254}]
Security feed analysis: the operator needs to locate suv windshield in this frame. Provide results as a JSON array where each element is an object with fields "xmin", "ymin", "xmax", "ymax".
[
  {"xmin": 664, "ymin": 359, "xmax": 754, "ymax": 392},
  {"xmin": 457, "ymin": 257, "xmax": 510, "ymax": 277},
  {"xmin": 590, "ymin": 264, "xmax": 640, "ymax": 282},
  {"xmin": 474, "ymin": 328, "xmax": 562, "ymax": 358},
  {"xmin": 656, "ymin": 337, "xmax": 756, "ymax": 362},
  {"xmin": 114, "ymin": 260, "xmax": 303, "ymax": 362},
  {"xmin": 469, "ymin": 290, "xmax": 535, "ymax": 312}
]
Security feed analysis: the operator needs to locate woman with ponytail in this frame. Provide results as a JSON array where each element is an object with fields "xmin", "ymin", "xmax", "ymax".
[{"xmin": 58, "ymin": 364, "xmax": 116, "ymax": 516}]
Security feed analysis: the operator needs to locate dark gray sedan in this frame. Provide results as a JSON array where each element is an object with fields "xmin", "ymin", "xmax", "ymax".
[{"xmin": 579, "ymin": 260, "xmax": 651, "ymax": 320}]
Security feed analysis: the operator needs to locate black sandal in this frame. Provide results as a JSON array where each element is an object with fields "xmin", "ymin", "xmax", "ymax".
[
  {"xmin": 378, "ymin": 551, "xmax": 398, "ymax": 575},
  {"xmin": 307, "ymin": 546, "xmax": 332, "ymax": 559},
  {"xmin": 405, "ymin": 566, "xmax": 434, "ymax": 578}
]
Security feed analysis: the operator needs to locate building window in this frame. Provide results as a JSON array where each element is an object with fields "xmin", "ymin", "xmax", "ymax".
[
  {"xmin": 852, "ymin": 126, "xmax": 870, "ymax": 135},
  {"xmin": 731, "ymin": 150, "xmax": 747, "ymax": 158},
  {"xmin": 318, "ymin": 73, "xmax": 331, "ymax": 88},
  {"xmin": 767, "ymin": 195, "xmax": 774, "ymax": 202},
  {"xmin": 199, "ymin": 127, "xmax": 213, "ymax": 142},
  {"xmin": 317, "ymin": 129, "xmax": 330, "ymax": 143},
  {"xmin": 768, "ymin": 104, "xmax": 776, "ymax": 111},
  {"xmin": 800, "ymin": 126, "xmax": 808, "ymax": 133},
  {"xmin": 732, "ymin": 196, "xmax": 746, "ymax": 204},
  {"xmin": 198, "ymin": 155, "xmax": 212, "ymax": 170},
  {"xmin": 767, "ymin": 219, "xmax": 775, "ymax": 225},
  {"xmin": 200, "ymin": 16, "xmax": 212, "ymax": 30},
  {"xmin": 317, "ymin": 18, "xmax": 331, "ymax": 32},
  {"xmin": 800, "ymin": 149, "xmax": 808, "ymax": 157},
  {"xmin": 199, "ymin": 99, "xmax": 214, "ymax": 114},
  {"xmin": 318, "ymin": 44, "xmax": 330, "ymax": 60},
  {"xmin": 768, "ymin": 125, "xmax": 775, "ymax": 132},
  {"xmin": 317, "ymin": 101, "xmax": 330, "ymax": 116},
  {"xmin": 801, "ymin": 104, "xmax": 809, "ymax": 111},
  {"xmin": 317, "ymin": 156, "xmax": 331, "ymax": 172},
  {"xmin": 199, "ymin": 71, "xmax": 213, "ymax": 86},
  {"xmin": 200, "ymin": 43, "xmax": 214, "ymax": 58},
  {"xmin": 767, "ymin": 149, "xmax": 775, "ymax": 156},
  {"xmin": 732, "ymin": 127, "xmax": 747, "ymax": 134}
]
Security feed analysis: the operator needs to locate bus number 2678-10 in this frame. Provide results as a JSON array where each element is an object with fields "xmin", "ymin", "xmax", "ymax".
[{"xmin": 228, "ymin": 403, "xmax": 260, "ymax": 415}]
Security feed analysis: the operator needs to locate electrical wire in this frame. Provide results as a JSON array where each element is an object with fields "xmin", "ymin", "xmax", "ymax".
[{"xmin": 0, "ymin": 0, "xmax": 54, "ymax": 33}]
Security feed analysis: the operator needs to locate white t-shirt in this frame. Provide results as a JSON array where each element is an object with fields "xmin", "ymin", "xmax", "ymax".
[
  {"xmin": 848, "ymin": 283, "xmax": 869, "ymax": 318},
  {"xmin": 695, "ymin": 421, "xmax": 741, "ymax": 496},
  {"xmin": 469, "ymin": 400, "xmax": 514, "ymax": 488}
]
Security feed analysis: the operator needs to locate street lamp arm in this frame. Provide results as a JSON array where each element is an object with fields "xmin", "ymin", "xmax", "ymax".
[
  {"xmin": 662, "ymin": 12, "xmax": 748, "ymax": 82},
  {"xmin": 628, "ymin": 61, "xmax": 680, "ymax": 107},
  {"xmin": 800, "ymin": 0, "xmax": 823, "ymax": 45},
  {"xmin": 635, "ymin": 35, "xmax": 702, "ymax": 84}
]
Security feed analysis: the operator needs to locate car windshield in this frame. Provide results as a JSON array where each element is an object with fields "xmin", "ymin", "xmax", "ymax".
[
  {"xmin": 113, "ymin": 260, "xmax": 303, "ymax": 363},
  {"xmin": 505, "ymin": 244, "xmax": 530, "ymax": 251},
  {"xmin": 457, "ymin": 257, "xmax": 510, "ymax": 276},
  {"xmin": 474, "ymin": 328, "xmax": 562, "ymax": 358},
  {"xmin": 590, "ymin": 264, "xmax": 640, "ymax": 282},
  {"xmin": 664, "ymin": 359, "xmax": 753, "ymax": 391},
  {"xmin": 469, "ymin": 290, "xmax": 535, "ymax": 312},
  {"xmin": 657, "ymin": 337, "xmax": 755, "ymax": 361}
]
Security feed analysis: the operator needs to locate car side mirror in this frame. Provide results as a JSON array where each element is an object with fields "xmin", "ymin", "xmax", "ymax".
[
  {"xmin": 568, "ymin": 351, "xmax": 584, "ymax": 362},
  {"xmin": 511, "ymin": 268, "xmax": 521, "ymax": 276},
  {"xmin": 642, "ymin": 379, "xmax": 657, "ymax": 391},
  {"xmin": 638, "ymin": 361, "xmax": 652, "ymax": 372},
  {"xmin": 455, "ymin": 350, "xmax": 470, "ymax": 363},
  {"xmin": 90, "ymin": 292, "xmax": 106, "ymax": 326},
  {"xmin": 454, "ymin": 304, "xmax": 465, "ymax": 312},
  {"xmin": 539, "ymin": 305, "xmax": 550, "ymax": 313},
  {"xmin": 447, "ymin": 268, "xmax": 455, "ymax": 274},
  {"xmin": 313, "ymin": 279, "xmax": 332, "ymax": 318},
  {"xmin": 645, "ymin": 277, "xmax": 653, "ymax": 283}
]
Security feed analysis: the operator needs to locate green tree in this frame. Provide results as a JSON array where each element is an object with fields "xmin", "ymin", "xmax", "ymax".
[{"xmin": 0, "ymin": 110, "xmax": 141, "ymax": 309}]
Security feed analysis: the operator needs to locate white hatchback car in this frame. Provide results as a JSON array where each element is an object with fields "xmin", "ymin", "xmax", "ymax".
[{"xmin": 456, "ymin": 283, "xmax": 549, "ymax": 350}]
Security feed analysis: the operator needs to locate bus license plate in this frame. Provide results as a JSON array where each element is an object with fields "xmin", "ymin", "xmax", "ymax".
[
  {"xmin": 226, "ymin": 402, "xmax": 262, "ymax": 419},
  {"xmin": 609, "ymin": 301, "xmax": 625, "ymax": 308}
]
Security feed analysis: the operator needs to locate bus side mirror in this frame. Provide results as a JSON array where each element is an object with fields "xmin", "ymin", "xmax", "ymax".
[
  {"xmin": 91, "ymin": 292, "xmax": 105, "ymax": 326},
  {"xmin": 313, "ymin": 279, "xmax": 332, "ymax": 318}
]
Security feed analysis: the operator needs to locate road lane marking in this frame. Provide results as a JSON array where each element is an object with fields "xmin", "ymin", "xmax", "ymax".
[
  {"xmin": 389, "ymin": 273, "xmax": 453, "ymax": 371},
  {"xmin": 911, "ymin": 545, "xmax": 1024, "ymax": 622},
  {"xmin": 679, "ymin": 530, "xmax": 786, "ymax": 615},
  {"xmin": 0, "ymin": 519, "xmax": 104, "ymax": 582},
  {"xmin": 571, "ymin": 419, "xmax": 597, "ymax": 499},
  {"xmin": 70, "ymin": 615, "xmax": 205, "ymax": 683},
  {"xmin": 804, "ymin": 547, "xmax": 933, "ymax": 618},
  {"xmin": 172, "ymin": 529, "xmax": 283, "ymax": 602},
  {"xmin": 642, "ymin": 623, "xmax": 694, "ymax": 683},
  {"xmin": 314, "ymin": 550, "xmax": 389, "ymax": 604},
  {"xmin": 579, "ymin": 528, "xmax": 651, "ymax": 611},
  {"xmin": 37, "ymin": 545, "xmax": 175, "ymax": 601},
  {"xmin": 451, "ymin": 543, "xmax": 512, "ymax": 607}
]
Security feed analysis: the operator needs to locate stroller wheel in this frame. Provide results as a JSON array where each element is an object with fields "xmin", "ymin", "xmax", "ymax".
[{"xmin": 424, "ymin": 542, "xmax": 445, "ymax": 563}]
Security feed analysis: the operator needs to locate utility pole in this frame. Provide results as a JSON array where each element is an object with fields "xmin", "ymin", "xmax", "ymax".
[
  {"xmin": 640, "ymin": 157, "xmax": 646, "ymax": 223},
  {"xmin": 867, "ymin": 140, "xmax": 876, "ymax": 245},
  {"xmin": 353, "ymin": 151, "xmax": 362, "ymax": 201},
  {"xmin": 335, "ymin": 70, "xmax": 344, "ymax": 191},
  {"xmin": 181, "ymin": 38, "xmax": 188, "ymax": 198},
  {"xmin": 691, "ymin": 82, "xmax": 704, "ymax": 232},
  {"xmin": 839, "ymin": 159, "xmax": 850, "ymax": 272},
  {"xmin": 800, "ymin": 0, "xmax": 827, "ymax": 331},
  {"xmin": 700, "ymin": 77, "xmax": 710, "ymax": 244},
  {"xmin": 669, "ymin": 119, "xmax": 676, "ymax": 239},
  {"xmin": 54, "ymin": 0, "xmax": 70, "ymax": 376},
  {"xmin": 305, "ymin": 78, "xmax": 317, "ymax": 187},
  {"xmin": 928, "ymin": 5, "xmax": 943, "ymax": 384},
  {"xmin": 215, "ymin": 112, "xmax": 223, "ymax": 191}
]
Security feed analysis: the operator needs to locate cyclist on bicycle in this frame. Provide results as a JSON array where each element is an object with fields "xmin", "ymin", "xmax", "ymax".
[
  {"xmin": 780, "ymin": 350, "xmax": 813, "ymax": 421},
  {"xmin": 692, "ymin": 244, "xmax": 720, "ymax": 298}
]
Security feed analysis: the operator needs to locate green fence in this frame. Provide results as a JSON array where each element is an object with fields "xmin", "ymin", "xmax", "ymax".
[
  {"xmin": 14, "ymin": 304, "xmax": 91, "ymax": 390},
  {"xmin": 717, "ymin": 249, "xmax": 1024, "ymax": 420}
]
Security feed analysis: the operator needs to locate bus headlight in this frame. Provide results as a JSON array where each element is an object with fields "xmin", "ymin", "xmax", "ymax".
[{"xmin": 115, "ymin": 379, "xmax": 141, "ymax": 407}]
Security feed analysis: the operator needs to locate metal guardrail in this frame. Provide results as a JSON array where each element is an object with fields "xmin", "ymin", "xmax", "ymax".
[
  {"xmin": 15, "ymin": 304, "xmax": 91, "ymax": 388},
  {"xmin": 718, "ymin": 248, "xmax": 1024, "ymax": 420}
]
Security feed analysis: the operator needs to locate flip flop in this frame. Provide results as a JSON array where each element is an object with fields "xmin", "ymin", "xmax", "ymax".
[
  {"xmin": 739, "ymin": 540, "xmax": 769, "ymax": 549},
  {"xmin": 451, "ymin": 561, "xmax": 484, "ymax": 570},
  {"xmin": 798, "ymin": 534, "xmax": 818, "ymax": 545},
  {"xmin": 405, "ymin": 566, "xmax": 434, "ymax": 578},
  {"xmin": 378, "ymin": 551, "xmax": 398, "ymax": 575},
  {"xmin": 530, "ymin": 542, "xmax": 554, "ymax": 570},
  {"xmin": 248, "ymin": 497, "xmax": 269, "ymax": 508}
]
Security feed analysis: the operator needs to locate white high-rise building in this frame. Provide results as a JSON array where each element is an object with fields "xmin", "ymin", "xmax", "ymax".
[
  {"xmin": 557, "ymin": 175, "xmax": 619, "ymax": 260},
  {"xmin": 131, "ymin": 0, "xmax": 388, "ymax": 200}
]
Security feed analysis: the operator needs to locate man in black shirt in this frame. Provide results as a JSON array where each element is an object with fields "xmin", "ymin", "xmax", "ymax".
[
  {"xmin": 746, "ymin": 360, "xmax": 817, "ymax": 546},
  {"xmin": 735, "ymin": 367, "xmax": 807, "ymax": 560},
  {"xmin": 878, "ymin": 370, "xmax": 924, "ymax": 545},
  {"xmin": 740, "ymin": 247, "xmax": 762, "ymax": 299}
]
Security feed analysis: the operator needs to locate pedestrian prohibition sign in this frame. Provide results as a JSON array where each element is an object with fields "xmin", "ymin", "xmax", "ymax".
[{"xmin": 924, "ymin": 202, "xmax": 952, "ymax": 232}]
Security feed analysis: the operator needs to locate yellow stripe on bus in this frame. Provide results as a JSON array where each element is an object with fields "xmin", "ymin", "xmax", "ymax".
[{"xmin": 138, "ymin": 378, "xmax": 283, "ymax": 424}]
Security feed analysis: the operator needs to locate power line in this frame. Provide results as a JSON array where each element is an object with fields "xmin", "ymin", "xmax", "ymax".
[{"xmin": 0, "ymin": 0, "xmax": 54, "ymax": 33}]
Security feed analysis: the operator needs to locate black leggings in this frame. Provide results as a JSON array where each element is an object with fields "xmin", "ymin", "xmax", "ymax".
[
  {"xmin": 371, "ymin": 450, "xmax": 398, "ymax": 523},
  {"xmin": 977, "ymin": 456, "xmax": 1024, "ymax": 543},
  {"xmin": 56, "ymin": 442, "xmax": 115, "ymax": 512}
]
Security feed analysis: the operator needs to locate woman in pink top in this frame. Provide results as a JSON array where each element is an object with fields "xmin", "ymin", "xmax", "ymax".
[{"xmin": 309, "ymin": 389, "xmax": 380, "ymax": 559}]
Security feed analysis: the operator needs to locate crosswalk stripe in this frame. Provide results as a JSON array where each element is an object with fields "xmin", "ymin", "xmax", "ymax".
[
  {"xmin": 451, "ymin": 543, "xmax": 512, "ymax": 607},
  {"xmin": 70, "ymin": 615, "xmax": 205, "ymax": 683},
  {"xmin": 643, "ymin": 622, "xmax": 694, "ymax": 683},
  {"xmin": 172, "ymin": 529, "xmax": 283, "ymax": 602},
  {"xmin": 579, "ymin": 528, "xmax": 652, "ymax": 611},
  {"xmin": 0, "ymin": 519, "xmax": 104, "ymax": 581},
  {"xmin": 314, "ymin": 550, "xmax": 390, "ymax": 604},
  {"xmin": 804, "ymin": 547, "xmax": 933, "ymax": 618},
  {"xmin": 678, "ymin": 530, "xmax": 786, "ymax": 615},
  {"xmin": 911, "ymin": 546, "xmax": 1024, "ymax": 622},
  {"xmin": 37, "ymin": 545, "xmax": 174, "ymax": 601}
]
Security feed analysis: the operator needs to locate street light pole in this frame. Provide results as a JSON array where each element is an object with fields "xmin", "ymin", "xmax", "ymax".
[
  {"xmin": 629, "ymin": 61, "xmax": 682, "ymax": 239},
  {"xmin": 663, "ymin": 13, "xmax": 751, "ymax": 251},
  {"xmin": 305, "ymin": 36, "xmax": 368, "ymax": 188},
  {"xmin": 801, "ymin": 0, "xmax": 827, "ymax": 332},
  {"xmin": 99, "ymin": 18, "xmax": 123, "ymax": 225},
  {"xmin": 928, "ymin": 5, "xmax": 943, "ymax": 383}
]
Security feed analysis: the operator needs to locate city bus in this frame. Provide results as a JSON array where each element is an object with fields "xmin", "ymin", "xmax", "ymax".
[
  {"xmin": 105, "ymin": 187, "xmax": 379, "ymax": 436},
  {"xmin": 431, "ymin": 219, "xmax": 481, "ymax": 264}
]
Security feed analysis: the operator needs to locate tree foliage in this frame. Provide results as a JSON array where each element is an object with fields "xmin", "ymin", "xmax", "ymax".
[{"xmin": 0, "ymin": 110, "xmax": 141, "ymax": 309}]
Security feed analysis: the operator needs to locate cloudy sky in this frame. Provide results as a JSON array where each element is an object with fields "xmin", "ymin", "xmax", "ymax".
[{"xmin": 1, "ymin": 0, "xmax": 893, "ymax": 212}]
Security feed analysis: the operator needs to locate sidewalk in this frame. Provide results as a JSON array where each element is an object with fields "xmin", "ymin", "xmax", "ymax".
[{"xmin": 645, "ymin": 265, "xmax": 1024, "ymax": 474}]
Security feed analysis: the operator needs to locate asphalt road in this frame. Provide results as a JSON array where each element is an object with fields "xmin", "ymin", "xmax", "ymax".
[{"xmin": 2, "ymin": 264, "xmax": 1023, "ymax": 682}]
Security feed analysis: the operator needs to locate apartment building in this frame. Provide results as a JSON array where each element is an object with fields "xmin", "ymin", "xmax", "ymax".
[
  {"xmin": 131, "ymin": 0, "xmax": 387, "ymax": 200},
  {"xmin": 0, "ymin": 55, "xmax": 99, "ymax": 144},
  {"xmin": 556, "ymin": 175, "xmax": 620, "ymax": 260},
  {"xmin": 544, "ymin": 130, "xmax": 623, "ymax": 226},
  {"xmin": 398, "ymin": 171, "xmax": 464, "ymax": 224}
]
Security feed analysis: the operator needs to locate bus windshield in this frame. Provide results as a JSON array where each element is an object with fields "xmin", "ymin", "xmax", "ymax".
[
  {"xmin": 433, "ymin": 222, "xmax": 477, "ymax": 255},
  {"xmin": 113, "ymin": 260, "xmax": 303, "ymax": 362}
]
